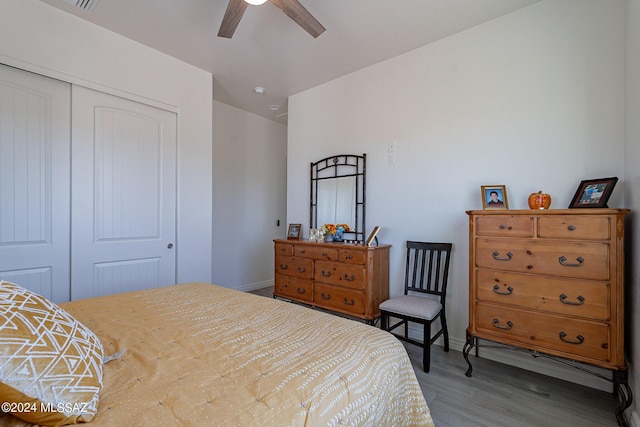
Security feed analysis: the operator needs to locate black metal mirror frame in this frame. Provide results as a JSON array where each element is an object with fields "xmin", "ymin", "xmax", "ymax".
[{"xmin": 310, "ymin": 154, "xmax": 366, "ymax": 242}]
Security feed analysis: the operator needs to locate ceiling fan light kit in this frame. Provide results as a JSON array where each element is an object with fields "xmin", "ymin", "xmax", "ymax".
[{"xmin": 218, "ymin": 0, "xmax": 325, "ymax": 39}]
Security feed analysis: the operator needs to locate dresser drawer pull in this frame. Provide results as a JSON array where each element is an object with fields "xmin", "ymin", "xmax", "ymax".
[
  {"xmin": 558, "ymin": 256, "xmax": 584, "ymax": 267},
  {"xmin": 279, "ymin": 263, "xmax": 288, "ymax": 270},
  {"xmin": 492, "ymin": 251, "xmax": 513, "ymax": 261},
  {"xmin": 492, "ymin": 284, "xmax": 513, "ymax": 295},
  {"xmin": 559, "ymin": 332, "xmax": 584, "ymax": 345},
  {"xmin": 343, "ymin": 298, "xmax": 355, "ymax": 306},
  {"xmin": 322, "ymin": 252, "xmax": 328, "ymax": 257},
  {"xmin": 297, "ymin": 288, "xmax": 306, "ymax": 294},
  {"xmin": 300, "ymin": 249, "xmax": 306, "ymax": 254},
  {"xmin": 297, "ymin": 266, "xmax": 307, "ymax": 273},
  {"xmin": 559, "ymin": 294, "xmax": 585, "ymax": 305},
  {"xmin": 567, "ymin": 225, "xmax": 576, "ymax": 231},
  {"xmin": 492, "ymin": 319, "xmax": 513, "ymax": 330},
  {"xmin": 498, "ymin": 224, "xmax": 512, "ymax": 230},
  {"xmin": 342, "ymin": 274, "xmax": 356, "ymax": 281},
  {"xmin": 321, "ymin": 270, "xmax": 332, "ymax": 277},
  {"xmin": 345, "ymin": 255, "xmax": 353, "ymax": 259},
  {"xmin": 321, "ymin": 292, "xmax": 331, "ymax": 300}
]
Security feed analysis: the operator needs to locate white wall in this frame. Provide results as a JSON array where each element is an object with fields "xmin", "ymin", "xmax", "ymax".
[
  {"xmin": 288, "ymin": 0, "xmax": 626, "ymax": 391},
  {"xmin": 625, "ymin": 0, "xmax": 640, "ymax": 424},
  {"xmin": 0, "ymin": 0, "xmax": 213, "ymax": 283},
  {"xmin": 212, "ymin": 101, "xmax": 287, "ymax": 291}
]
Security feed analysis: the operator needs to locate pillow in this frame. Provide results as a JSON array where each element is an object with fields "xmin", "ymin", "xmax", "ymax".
[{"xmin": 0, "ymin": 281, "xmax": 103, "ymax": 426}]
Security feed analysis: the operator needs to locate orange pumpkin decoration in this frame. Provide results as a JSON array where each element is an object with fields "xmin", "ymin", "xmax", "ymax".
[{"xmin": 528, "ymin": 191, "xmax": 551, "ymax": 209}]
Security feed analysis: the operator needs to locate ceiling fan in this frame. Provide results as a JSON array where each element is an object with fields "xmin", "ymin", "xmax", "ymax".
[{"xmin": 218, "ymin": 0, "xmax": 325, "ymax": 39}]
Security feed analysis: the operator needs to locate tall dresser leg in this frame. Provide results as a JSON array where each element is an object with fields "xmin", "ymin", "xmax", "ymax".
[
  {"xmin": 613, "ymin": 370, "xmax": 632, "ymax": 427},
  {"xmin": 463, "ymin": 332, "xmax": 475, "ymax": 377}
]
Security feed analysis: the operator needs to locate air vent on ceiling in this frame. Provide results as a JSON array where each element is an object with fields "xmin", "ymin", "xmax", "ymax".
[{"xmin": 61, "ymin": 0, "xmax": 100, "ymax": 12}]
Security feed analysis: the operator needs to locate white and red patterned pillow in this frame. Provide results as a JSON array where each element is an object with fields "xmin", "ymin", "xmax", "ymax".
[{"xmin": 0, "ymin": 281, "xmax": 103, "ymax": 425}]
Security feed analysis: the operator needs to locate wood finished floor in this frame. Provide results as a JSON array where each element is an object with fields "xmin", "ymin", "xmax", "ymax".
[{"xmin": 249, "ymin": 286, "xmax": 621, "ymax": 426}]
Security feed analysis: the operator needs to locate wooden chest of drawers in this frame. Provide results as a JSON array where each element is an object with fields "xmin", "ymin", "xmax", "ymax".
[
  {"xmin": 273, "ymin": 239, "xmax": 390, "ymax": 321},
  {"xmin": 465, "ymin": 209, "xmax": 629, "ymax": 370}
]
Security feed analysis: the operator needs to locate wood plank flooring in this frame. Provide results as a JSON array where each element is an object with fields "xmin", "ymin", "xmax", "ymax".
[{"xmin": 249, "ymin": 287, "xmax": 620, "ymax": 426}]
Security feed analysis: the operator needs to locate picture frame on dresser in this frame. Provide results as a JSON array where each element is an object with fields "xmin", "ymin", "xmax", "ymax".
[
  {"xmin": 481, "ymin": 185, "xmax": 508, "ymax": 210},
  {"xmin": 287, "ymin": 223, "xmax": 301, "ymax": 240},
  {"xmin": 569, "ymin": 177, "xmax": 618, "ymax": 208},
  {"xmin": 365, "ymin": 226, "xmax": 381, "ymax": 247}
]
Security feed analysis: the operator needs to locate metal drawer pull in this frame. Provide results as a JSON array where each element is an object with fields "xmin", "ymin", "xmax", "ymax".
[
  {"xmin": 297, "ymin": 266, "xmax": 307, "ymax": 273},
  {"xmin": 297, "ymin": 288, "xmax": 306, "ymax": 294},
  {"xmin": 343, "ymin": 298, "xmax": 355, "ymax": 306},
  {"xmin": 558, "ymin": 256, "xmax": 584, "ymax": 267},
  {"xmin": 322, "ymin": 252, "xmax": 327, "ymax": 257},
  {"xmin": 492, "ymin": 251, "xmax": 513, "ymax": 261},
  {"xmin": 346, "ymin": 255, "xmax": 353, "ymax": 259},
  {"xmin": 492, "ymin": 319, "xmax": 513, "ymax": 330},
  {"xmin": 279, "ymin": 264, "xmax": 288, "ymax": 270},
  {"xmin": 321, "ymin": 292, "xmax": 331, "ymax": 300},
  {"xmin": 567, "ymin": 225, "xmax": 576, "ymax": 231},
  {"xmin": 493, "ymin": 284, "xmax": 513, "ymax": 295},
  {"xmin": 321, "ymin": 270, "xmax": 332, "ymax": 277},
  {"xmin": 498, "ymin": 224, "xmax": 512, "ymax": 230},
  {"xmin": 300, "ymin": 250, "xmax": 305, "ymax": 253},
  {"xmin": 559, "ymin": 332, "xmax": 584, "ymax": 345},
  {"xmin": 559, "ymin": 294, "xmax": 585, "ymax": 305},
  {"xmin": 342, "ymin": 274, "xmax": 356, "ymax": 281}
]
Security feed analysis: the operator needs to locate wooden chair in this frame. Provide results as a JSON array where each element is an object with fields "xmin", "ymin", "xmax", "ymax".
[{"xmin": 379, "ymin": 241, "xmax": 452, "ymax": 372}]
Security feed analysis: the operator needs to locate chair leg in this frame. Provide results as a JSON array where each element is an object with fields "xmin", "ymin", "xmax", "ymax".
[
  {"xmin": 441, "ymin": 313, "xmax": 450, "ymax": 352},
  {"xmin": 423, "ymin": 321, "xmax": 431, "ymax": 373}
]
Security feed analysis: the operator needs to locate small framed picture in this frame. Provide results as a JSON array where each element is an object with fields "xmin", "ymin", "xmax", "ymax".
[
  {"xmin": 569, "ymin": 177, "xmax": 618, "ymax": 208},
  {"xmin": 365, "ymin": 226, "xmax": 381, "ymax": 247},
  {"xmin": 481, "ymin": 185, "xmax": 509, "ymax": 210},
  {"xmin": 287, "ymin": 223, "xmax": 301, "ymax": 240}
]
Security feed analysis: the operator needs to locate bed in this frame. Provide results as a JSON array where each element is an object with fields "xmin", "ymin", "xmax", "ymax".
[{"xmin": 1, "ymin": 282, "xmax": 433, "ymax": 426}]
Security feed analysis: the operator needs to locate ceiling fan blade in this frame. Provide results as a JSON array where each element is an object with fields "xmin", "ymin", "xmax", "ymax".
[
  {"xmin": 218, "ymin": 0, "xmax": 249, "ymax": 38},
  {"xmin": 268, "ymin": 0, "xmax": 325, "ymax": 38}
]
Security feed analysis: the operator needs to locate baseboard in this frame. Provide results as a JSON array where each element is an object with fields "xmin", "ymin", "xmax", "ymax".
[{"xmin": 235, "ymin": 279, "xmax": 273, "ymax": 293}]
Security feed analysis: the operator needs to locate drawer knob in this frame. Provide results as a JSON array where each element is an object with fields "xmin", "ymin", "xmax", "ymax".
[
  {"xmin": 492, "ymin": 251, "xmax": 513, "ymax": 261},
  {"xmin": 492, "ymin": 318, "xmax": 513, "ymax": 330},
  {"xmin": 342, "ymin": 274, "xmax": 356, "ymax": 281},
  {"xmin": 297, "ymin": 266, "xmax": 307, "ymax": 273},
  {"xmin": 498, "ymin": 224, "xmax": 512, "ymax": 230},
  {"xmin": 559, "ymin": 293, "xmax": 585, "ymax": 305},
  {"xmin": 297, "ymin": 287, "xmax": 306, "ymax": 294},
  {"xmin": 492, "ymin": 284, "xmax": 513, "ymax": 295},
  {"xmin": 567, "ymin": 225, "xmax": 576, "ymax": 231},
  {"xmin": 321, "ymin": 292, "xmax": 331, "ymax": 300},
  {"xmin": 558, "ymin": 256, "xmax": 584, "ymax": 267},
  {"xmin": 321, "ymin": 270, "xmax": 332, "ymax": 277},
  {"xmin": 346, "ymin": 255, "xmax": 353, "ymax": 259},
  {"xmin": 322, "ymin": 252, "xmax": 328, "ymax": 257},
  {"xmin": 559, "ymin": 332, "xmax": 584, "ymax": 345},
  {"xmin": 300, "ymin": 250, "xmax": 305, "ymax": 253},
  {"xmin": 279, "ymin": 263, "xmax": 288, "ymax": 270},
  {"xmin": 343, "ymin": 298, "xmax": 355, "ymax": 306}
]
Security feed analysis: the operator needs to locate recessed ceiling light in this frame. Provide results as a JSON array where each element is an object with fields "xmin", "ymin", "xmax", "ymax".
[
  {"xmin": 254, "ymin": 86, "xmax": 265, "ymax": 94},
  {"xmin": 269, "ymin": 105, "xmax": 280, "ymax": 111}
]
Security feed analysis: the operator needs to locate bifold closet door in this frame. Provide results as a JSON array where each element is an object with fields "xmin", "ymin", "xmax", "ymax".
[
  {"xmin": 71, "ymin": 86, "xmax": 177, "ymax": 299},
  {"xmin": 0, "ymin": 64, "xmax": 71, "ymax": 302}
]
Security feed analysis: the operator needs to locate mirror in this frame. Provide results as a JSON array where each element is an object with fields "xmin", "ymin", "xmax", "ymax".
[{"xmin": 310, "ymin": 154, "xmax": 365, "ymax": 242}]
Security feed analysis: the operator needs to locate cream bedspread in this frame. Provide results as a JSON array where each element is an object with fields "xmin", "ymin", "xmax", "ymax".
[{"xmin": 2, "ymin": 283, "xmax": 434, "ymax": 426}]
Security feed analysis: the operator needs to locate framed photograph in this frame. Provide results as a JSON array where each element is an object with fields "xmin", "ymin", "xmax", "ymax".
[
  {"xmin": 287, "ymin": 223, "xmax": 301, "ymax": 240},
  {"xmin": 365, "ymin": 226, "xmax": 381, "ymax": 247},
  {"xmin": 481, "ymin": 185, "xmax": 509, "ymax": 210},
  {"xmin": 569, "ymin": 177, "xmax": 618, "ymax": 208}
]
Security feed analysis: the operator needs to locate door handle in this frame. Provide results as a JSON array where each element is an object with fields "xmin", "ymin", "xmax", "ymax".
[{"xmin": 167, "ymin": 243, "xmax": 174, "ymax": 249}]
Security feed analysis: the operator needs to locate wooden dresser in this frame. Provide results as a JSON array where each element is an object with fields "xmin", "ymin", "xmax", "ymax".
[
  {"xmin": 273, "ymin": 239, "xmax": 390, "ymax": 322},
  {"xmin": 464, "ymin": 209, "xmax": 631, "ymax": 425}
]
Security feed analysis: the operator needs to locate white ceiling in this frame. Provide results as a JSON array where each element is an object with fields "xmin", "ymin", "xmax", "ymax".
[{"xmin": 38, "ymin": 0, "xmax": 542, "ymax": 124}]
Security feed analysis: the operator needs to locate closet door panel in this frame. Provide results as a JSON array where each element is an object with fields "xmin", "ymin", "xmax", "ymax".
[
  {"xmin": 0, "ymin": 64, "xmax": 71, "ymax": 302},
  {"xmin": 71, "ymin": 86, "xmax": 177, "ymax": 299}
]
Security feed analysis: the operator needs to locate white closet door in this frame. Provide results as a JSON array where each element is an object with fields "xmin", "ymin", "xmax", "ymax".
[
  {"xmin": 71, "ymin": 86, "xmax": 177, "ymax": 299},
  {"xmin": 0, "ymin": 64, "xmax": 71, "ymax": 302}
]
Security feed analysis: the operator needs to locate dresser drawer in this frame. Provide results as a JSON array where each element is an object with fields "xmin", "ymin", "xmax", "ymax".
[
  {"xmin": 315, "ymin": 260, "xmax": 365, "ymax": 289},
  {"xmin": 275, "ymin": 242, "xmax": 293, "ymax": 256},
  {"xmin": 294, "ymin": 245, "xmax": 337, "ymax": 261},
  {"xmin": 476, "ymin": 238, "xmax": 609, "ymax": 280},
  {"xmin": 475, "ymin": 216, "xmax": 534, "ymax": 238},
  {"xmin": 275, "ymin": 256, "xmax": 313, "ymax": 279},
  {"xmin": 537, "ymin": 216, "xmax": 610, "ymax": 240},
  {"xmin": 314, "ymin": 283, "xmax": 365, "ymax": 316},
  {"xmin": 476, "ymin": 302, "xmax": 610, "ymax": 361},
  {"xmin": 476, "ymin": 269, "xmax": 609, "ymax": 320},
  {"xmin": 275, "ymin": 275, "xmax": 313, "ymax": 302},
  {"xmin": 338, "ymin": 249, "xmax": 366, "ymax": 264}
]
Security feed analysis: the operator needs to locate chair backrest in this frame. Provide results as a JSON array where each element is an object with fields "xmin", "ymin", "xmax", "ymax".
[{"xmin": 404, "ymin": 241, "xmax": 452, "ymax": 302}]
